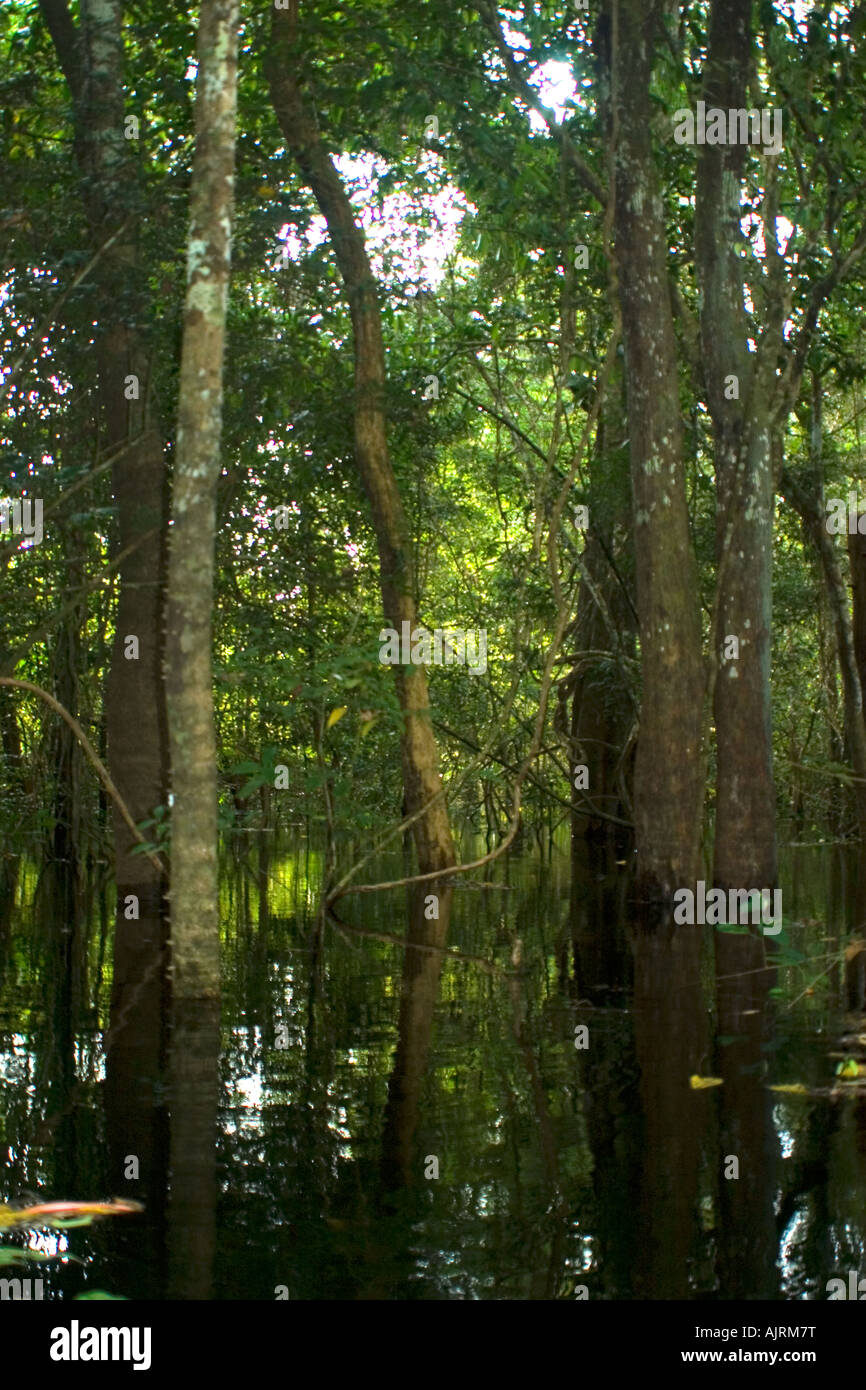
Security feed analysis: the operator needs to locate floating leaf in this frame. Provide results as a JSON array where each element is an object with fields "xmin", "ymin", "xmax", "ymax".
[
  {"xmin": 836, "ymin": 1057, "xmax": 863, "ymax": 1079},
  {"xmin": 75, "ymin": 1291, "xmax": 128, "ymax": 1300},
  {"xmin": 326, "ymin": 706, "xmax": 347, "ymax": 729},
  {"xmin": 689, "ymin": 1075, "xmax": 723, "ymax": 1089},
  {"xmin": 768, "ymin": 1083, "xmax": 810, "ymax": 1095}
]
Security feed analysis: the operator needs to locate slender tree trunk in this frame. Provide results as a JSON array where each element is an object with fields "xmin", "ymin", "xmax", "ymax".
[
  {"xmin": 848, "ymin": 524, "xmax": 866, "ymax": 717},
  {"xmin": 164, "ymin": 0, "xmax": 239, "ymax": 1001},
  {"xmin": 568, "ymin": 365, "xmax": 635, "ymax": 843},
  {"xmin": 38, "ymin": 3, "xmax": 171, "ymax": 1196},
  {"xmin": 266, "ymin": 6, "xmax": 455, "ymax": 880},
  {"xmin": 38, "ymin": 0, "xmax": 169, "ymax": 908},
  {"xmin": 696, "ymin": 0, "xmax": 777, "ymax": 890},
  {"xmin": 781, "ymin": 467, "xmax": 866, "ymax": 840},
  {"xmin": 602, "ymin": 0, "xmax": 705, "ymax": 901}
]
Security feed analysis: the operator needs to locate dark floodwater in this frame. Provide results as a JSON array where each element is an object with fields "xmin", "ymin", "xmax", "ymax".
[{"xmin": 1, "ymin": 836, "xmax": 865, "ymax": 1300}]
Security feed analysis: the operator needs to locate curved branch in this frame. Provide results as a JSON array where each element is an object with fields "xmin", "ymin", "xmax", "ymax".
[{"xmin": 0, "ymin": 677, "xmax": 166, "ymax": 877}]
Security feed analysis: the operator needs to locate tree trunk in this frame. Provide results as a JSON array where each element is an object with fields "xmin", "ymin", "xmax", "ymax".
[
  {"xmin": 601, "ymin": 0, "xmax": 705, "ymax": 901},
  {"xmin": 781, "ymin": 467, "xmax": 866, "ymax": 840},
  {"xmin": 568, "ymin": 363, "xmax": 635, "ymax": 843},
  {"xmin": 38, "ymin": 2, "xmax": 171, "ymax": 1194},
  {"xmin": 38, "ymin": 0, "xmax": 169, "ymax": 908},
  {"xmin": 848, "ymin": 523, "xmax": 866, "ymax": 716},
  {"xmin": 266, "ymin": 6, "xmax": 454, "ymax": 878},
  {"xmin": 164, "ymin": 0, "xmax": 239, "ymax": 1001},
  {"xmin": 696, "ymin": 0, "xmax": 777, "ymax": 890}
]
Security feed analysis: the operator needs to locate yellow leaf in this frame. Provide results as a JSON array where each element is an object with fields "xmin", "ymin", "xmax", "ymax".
[
  {"xmin": 767, "ymin": 1083, "xmax": 810, "ymax": 1095},
  {"xmin": 326, "ymin": 706, "xmax": 347, "ymax": 729},
  {"xmin": 689, "ymin": 1074, "xmax": 723, "ymax": 1089},
  {"xmin": 836, "ymin": 1057, "xmax": 861, "ymax": 1079}
]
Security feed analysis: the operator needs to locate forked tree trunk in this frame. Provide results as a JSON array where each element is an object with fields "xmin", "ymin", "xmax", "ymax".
[
  {"xmin": 164, "ymin": 0, "xmax": 239, "ymax": 1001},
  {"xmin": 266, "ymin": 6, "xmax": 454, "ymax": 879}
]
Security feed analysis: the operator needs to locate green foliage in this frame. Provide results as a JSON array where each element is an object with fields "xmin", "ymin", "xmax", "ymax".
[
  {"xmin": 2, "ymin": 0, "xmax": 866, "ymax": 875},
  {"xmin": 131, "ymin": 805, "xmax": 171, "ymax": 857}
]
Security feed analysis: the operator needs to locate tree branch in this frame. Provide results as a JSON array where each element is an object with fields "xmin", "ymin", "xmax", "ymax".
[
  {"xmin": 0, "ymin": 677, "xmax": 166, "ymax": 876},
  {"xmin": 473, "ymin": 0, "xmax": 606, "ymax": 207},
  {"xmin": 37, "ymin": 0, "xmax": 85, "ymax": 106},
  {"xmin": 1, "ymin": 220, "xmax": 131, "ymax": 405}
]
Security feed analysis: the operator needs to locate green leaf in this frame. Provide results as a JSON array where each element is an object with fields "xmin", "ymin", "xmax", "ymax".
[
  {"xmin": 0, "ymin": 1246, "xmax": 37, "ymax": 1265},
  {"xmin": 0, "ymin": 1245, "xmax": 83, "ymax": 1265}
]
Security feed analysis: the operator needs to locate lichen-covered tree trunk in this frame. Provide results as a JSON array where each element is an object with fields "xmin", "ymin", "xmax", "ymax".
[
  {"xmin": 266, "ymin": 7, "xmax": 454, "ymax": 879},
  {"xmin": 603, "ymin": 0, "xmax": 705, "ymax": 901},
  {"xmin": 164, "ymin": 0, "xmax": 238, "ymax": 1000},
  {"xmin": 696, "ymin": 0, "xmax": 777, "ymax": 890}
]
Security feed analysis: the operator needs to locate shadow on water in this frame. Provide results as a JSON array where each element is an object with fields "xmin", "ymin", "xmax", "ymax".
[
  {"xmin": 712, "ymin": 922, "xmax": 778, "ymax": 1299},
  {"xmin": 102, "ymin": 877, "xmax": 169, "ymax": 1301},
  {"xmin": 0, "ymin": 835, "xmax": 865, "ymax": 1299}
]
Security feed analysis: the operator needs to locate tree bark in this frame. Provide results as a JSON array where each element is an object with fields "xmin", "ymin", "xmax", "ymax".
[
  {"xmin": 38, "ymin": 0, "xmax": 169, "ymax": 908},
  {"xmin": 848, "ymin": 524, "xmax": 866, "ymax": 717},
  {"xmin": 602, "ymin": 0, "xmax": 705, "ymax": 900},
  {"xmin": 164, "ymin": 0, "xmax": 239, "ymax": 1001},
  {"xmin": 266, "ymin": 5, "xmax": 454, "ymax": 879},
  {"xmin": 781, "ymin": 467, "xmax": 866, "ymax": 840},
  {"xmin": 696, "ymin": 0, "xmax": 777, "ymax": 890},
  {"xmin": 567, "ymin": 370, "xmax": 635, "ymax": 844},
  {"xmin": 38, "ymin": 0, "xmax": 171, "ymax": 1190}
]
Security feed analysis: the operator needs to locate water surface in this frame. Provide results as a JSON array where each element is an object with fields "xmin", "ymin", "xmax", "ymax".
[{"xmin": 1, "ymin": 837, "xmax": 864, "ymax": 1300}]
